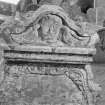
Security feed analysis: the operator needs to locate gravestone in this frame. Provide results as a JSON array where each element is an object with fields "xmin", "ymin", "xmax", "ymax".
[{"xmin": 0, "ymin": 4, "xmax": 101, "ymax": 105}]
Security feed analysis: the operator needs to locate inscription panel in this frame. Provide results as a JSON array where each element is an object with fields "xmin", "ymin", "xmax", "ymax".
[{"xmin": 0, "ymin": 62, "xmax": 95, "ymax": 105}]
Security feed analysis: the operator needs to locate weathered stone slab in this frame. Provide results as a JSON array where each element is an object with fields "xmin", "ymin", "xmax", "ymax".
[{"xmin": 0, "ymin": 3, "xmax": 101, "ymax": 105}]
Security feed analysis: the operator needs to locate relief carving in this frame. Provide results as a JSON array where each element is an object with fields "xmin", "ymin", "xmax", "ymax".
[
  {"xmin": 0, "ymin": 63, "xmax": 101, "ymax": 105},
  {"xmin": 0, "ymin": 2, "xmax": 101, "ymax": 105},
  {"xmin": 0, "ymin": 5, "xmax": 99, "ymax": 49}
]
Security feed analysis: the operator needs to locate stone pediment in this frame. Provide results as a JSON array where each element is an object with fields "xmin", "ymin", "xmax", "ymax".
[{"xmin": 0, "ymin": 5, "xmax": 99, "ymax": 49}]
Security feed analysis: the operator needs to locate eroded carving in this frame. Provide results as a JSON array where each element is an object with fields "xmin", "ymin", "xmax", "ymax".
[
  {"xmin": 0, "ymin": 63, "xmax": 101, "ymax": 105},
  {"xmin": 0, "ymin": 5, "xmax": 99, "ymax": 49},
  {"xmin": 0, "ymin": 3, "xmax": 101, "ymax": 105}
]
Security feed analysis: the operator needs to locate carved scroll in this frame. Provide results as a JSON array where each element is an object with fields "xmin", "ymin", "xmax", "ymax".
[{"xmin": 0, "ymin": 5, "xmax": 99, "ymax": 49}]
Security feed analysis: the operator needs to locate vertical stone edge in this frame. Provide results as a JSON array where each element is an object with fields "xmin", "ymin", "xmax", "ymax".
[{"xmin": 85, "ymin": 64, "xmax": 102, "ymax": 105}]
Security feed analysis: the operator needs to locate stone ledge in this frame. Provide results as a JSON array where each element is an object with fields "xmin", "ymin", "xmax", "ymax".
[
  {"xmin": 4, "ymin": 45, "xmax": 96, "ymax": 55},
  {"xmin": 4, "ymin": 48, "xmax": 94, "ymax": 64}
]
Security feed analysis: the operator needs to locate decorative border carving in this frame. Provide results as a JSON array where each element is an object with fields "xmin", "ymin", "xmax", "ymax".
[
  {"xmin": 0, "ymin": 5, "xmax": 99, "ymax": 49},
  {"xmin": 0, "ymin": 62, "xmax": 101, "ymax": 105}
]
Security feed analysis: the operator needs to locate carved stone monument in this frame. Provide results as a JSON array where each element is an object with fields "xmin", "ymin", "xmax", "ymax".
[{"xmin": 0, "ymin": 4, "xmax": 101, "ymax": 105}]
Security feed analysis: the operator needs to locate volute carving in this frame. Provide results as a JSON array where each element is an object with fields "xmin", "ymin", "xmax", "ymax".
[{"xmin": 0, "ymin": 5, "xmax": 99, "ymax": 49}]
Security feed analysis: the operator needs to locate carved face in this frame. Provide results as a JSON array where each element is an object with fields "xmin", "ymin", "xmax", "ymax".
[
  {"xmin": 40, "ymin": 14, "xmax": 62, "ymax": 42},
  {"xmin": 12, "ymin": 21, "xmax": 25, "ymax": 34}
]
